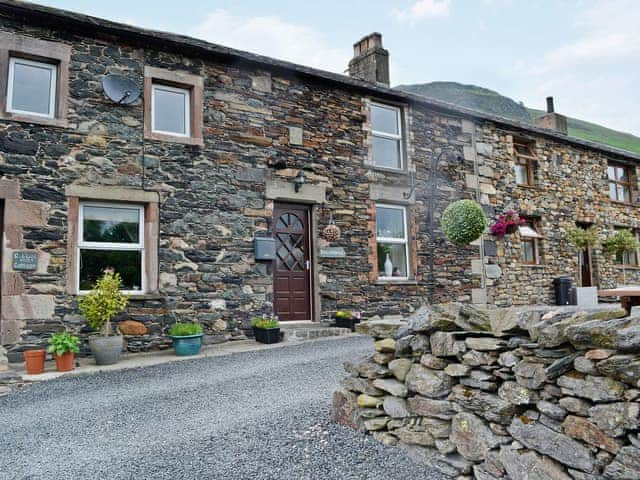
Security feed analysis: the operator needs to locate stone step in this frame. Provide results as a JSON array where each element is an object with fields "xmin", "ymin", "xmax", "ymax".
[{"xmin": 280, "ymin": 324, "xmax": 354, "ymax": 342}]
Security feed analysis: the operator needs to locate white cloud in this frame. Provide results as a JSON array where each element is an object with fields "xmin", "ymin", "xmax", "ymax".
[
  {"xmin": 190, "ymin": 9, "xmax": 349, "ymax": 73},
  {"xmin": 510, "ymin": 0, "xmax": 640, "ymax": 135},
  {"xmin": 393, "ymin": 0, "xmax": 451, "ymax": 24}
]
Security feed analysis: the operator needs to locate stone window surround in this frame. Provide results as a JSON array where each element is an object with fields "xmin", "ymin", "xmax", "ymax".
[
  {"xmin": 143, "ymin": 66, "xmax": 203, "ymax": 146},
  {"xmin": 364, "ymin": 97, "xmax": 411, "ymax": 174},
  {"xmin": 65, "ymin": 185, "xmax": 159, "ymax": 295},
  {"xmin": 0, "ymin": 32, "xmax": 71, "ymax": 128}
]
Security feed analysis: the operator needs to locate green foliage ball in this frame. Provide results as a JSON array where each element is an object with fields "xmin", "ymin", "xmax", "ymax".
[{"xmin": 441, "ymin": 200, "xmax": 487, "ymax": 245}]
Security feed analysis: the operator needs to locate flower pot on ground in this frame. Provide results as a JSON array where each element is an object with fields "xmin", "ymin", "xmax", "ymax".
[
  {"xmin": 23, "ymin": 349, "xmax": 46, "ymax": 374},
  {"xmin": 334, "ymin": 310, "xmax": 361, "ymax": 332},
  {"xmin": 47, "ymin": 332, "xmax": 80, "ymax": 372},
  {"xmin": 168, "ymin": 322, "xmax": 204, "ymax": 356},
  {"xmin": 251, "ymin": 316, "xmax": 281, "ymax": 344},
  {"xmin": 78, "ymin": 269, "xmax": 128, "ymax": 366}
]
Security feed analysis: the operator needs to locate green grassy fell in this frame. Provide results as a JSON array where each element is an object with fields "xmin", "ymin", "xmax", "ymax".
[{"xmin": 397, "ymin": 82, "xmax": 640, "ymax": 155}]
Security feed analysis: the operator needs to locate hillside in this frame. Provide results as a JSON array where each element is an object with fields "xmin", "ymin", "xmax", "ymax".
[{"xmin": 397, "ymin": 82, "xmax": 640, "ymax": 155}]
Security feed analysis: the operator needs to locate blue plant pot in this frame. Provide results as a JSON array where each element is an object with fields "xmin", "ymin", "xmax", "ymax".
[{"xmin": 171, "ymin": 334, "xmax": 203, "ymax": 356}]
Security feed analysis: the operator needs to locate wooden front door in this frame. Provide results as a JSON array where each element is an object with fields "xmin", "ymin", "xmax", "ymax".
[
  {"xmin": 273, "ymin": 203, "xmax": 311, "ymax": 321},
  {"xmin": 580, "ymin": 248, "xmax": 592, "ymax": 287}
]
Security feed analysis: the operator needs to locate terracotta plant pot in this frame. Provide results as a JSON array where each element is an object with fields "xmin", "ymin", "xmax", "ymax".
[
  {"xmin": 23, "ymin": 349, "xmax": 46, "ymax": 374},
  {"xmin": 54, "ymin": 352, "xmax": 75, "ymax": 372}
]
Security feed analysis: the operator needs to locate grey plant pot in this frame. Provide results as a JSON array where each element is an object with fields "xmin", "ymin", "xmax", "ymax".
[{"xmin": 89, "ymin": 335, "xmax": 123, "ymax": 365}]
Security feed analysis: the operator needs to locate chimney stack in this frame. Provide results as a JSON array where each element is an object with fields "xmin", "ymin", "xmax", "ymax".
[
  {"xmin": 348, "ymin": 33, "xmax": 390, "ymax": 86},
  {"xmin": 535, "ymin": 96, "xmax": 568, "ymax": 134}
]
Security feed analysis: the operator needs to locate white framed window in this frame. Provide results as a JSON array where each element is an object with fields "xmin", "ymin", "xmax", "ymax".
[
  {"xmin": 519, "ymin": 218, "xmax": 543, "ymax": 265},
  {"xmin": 371, "ymin": 102, "xmax": 403, "ymax": 170},
  {"xmin": 7, "ymin": 57, "xmax": 57, "ymax": 118},
  {"xmin": 151, "ymin": 83, "xmax": 190, "ymax": 137},
  {"xmin": 77, "ymin": 202, "xmax": 145, "ymax": 294},
  {"xmin": 608, "ymin": 163, "xmax": 632, "ymax": 203},
  {"xmin": 376, "ymin": 204, "xmax": 410, "ymax": 279}
]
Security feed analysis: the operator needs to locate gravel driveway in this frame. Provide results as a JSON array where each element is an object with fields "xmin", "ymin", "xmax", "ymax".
[{"xmin": 0, "ymin": 336, "xmax": 447, "ymax": 479}]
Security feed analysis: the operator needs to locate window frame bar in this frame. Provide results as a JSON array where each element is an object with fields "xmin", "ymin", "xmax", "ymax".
[
  {"xmin": 376, "ymin": 203, "xmax": 410, "ymax": 280},
  {"xmin": 371, "ymin": 102, "xmax": 404, "ymax": 170},
  {"xmin": 150, "ymin": 83, "xmax": 191, "ymax": 138},
  {"xmin": 77, "ymin": 201, "xmax": 146, "ymax": 295},
  {"xmin": 6, "ymin": 56, "xmax": 57, "ymax": 118}
]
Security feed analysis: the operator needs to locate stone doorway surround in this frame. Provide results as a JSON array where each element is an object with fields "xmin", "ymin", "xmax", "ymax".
[
  {"xmin": 0, "ymin": 179, "xmax": 54, "ymax": 345},
  {"xmin": 265, "ymin": 177, "xmax": 326, "ymax": 323}
]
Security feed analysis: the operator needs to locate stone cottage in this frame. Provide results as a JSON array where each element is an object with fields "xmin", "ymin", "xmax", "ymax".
[{"xmin": 1, "ymin": 1, "xmax": 640, "ymax": 357}]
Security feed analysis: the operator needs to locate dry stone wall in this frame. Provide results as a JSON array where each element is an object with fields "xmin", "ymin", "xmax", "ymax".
[{"xmin": 333, "ymin": 303, "xmax": 640, "ymax": 479}]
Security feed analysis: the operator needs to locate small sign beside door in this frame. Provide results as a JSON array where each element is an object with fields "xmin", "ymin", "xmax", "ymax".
[
  {"xmin": 319, "ymin": 247, "xmax": 346, "ymax": 258},
  {"xmin": 13, "ymin": 251, "xmax": 38, "ymax": 271}
]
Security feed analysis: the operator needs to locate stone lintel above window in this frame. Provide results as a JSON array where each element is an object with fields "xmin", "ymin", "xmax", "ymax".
[
  {"xmin": 143, "ymin": 66, "xmax": 204, "ymax": 146},
  {"xmin": 0, "ymin": 32, "xmax": 71, "ymax": 127}
]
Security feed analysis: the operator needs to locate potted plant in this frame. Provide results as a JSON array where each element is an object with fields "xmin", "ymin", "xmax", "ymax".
[
  {"xmin": 251, "ymin": 316, "xmax": 281, "ymax": 344},
  {"xmin": 23, "ymin": 348, "xmax": 46, "ymax": 375},
  {"xmin": 604, "ymin": 229, "xmax": 640, "ymax": 285},
  {"xmin": 78, "ymin": 269, "xmax": 128, "ymax": 366},
  {"xmin": 334, "ymin": 310, "xmax": 361, "ymax": 331},
  {"xmin": 490, "ymin": 210, "xmax": 526, "ymax": 238},
  {"xmin": 168, "ymin": 322, "xmax": 204, "ymax": 356},
  {"xmin": 47, "ymin": 332, "xmax": 80, "ymax": 372},
  {"xmin": 441, "ymin": 200, "xmax": 488, "ymax": 245}
]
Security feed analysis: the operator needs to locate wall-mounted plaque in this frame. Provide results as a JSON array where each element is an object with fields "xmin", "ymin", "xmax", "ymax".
[
  {"xmin": 13, "ymin": 251, "xmax": 38, "ymax": 271},
  {"xmin": 319, "ymin": 247, "xmax": 346, "ymax": 258}
]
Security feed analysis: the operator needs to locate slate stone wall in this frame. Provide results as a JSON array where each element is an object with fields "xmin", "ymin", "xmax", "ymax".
[{"xmin": 334, "ymin": 304, "xmax": 640, "ymax": 479}]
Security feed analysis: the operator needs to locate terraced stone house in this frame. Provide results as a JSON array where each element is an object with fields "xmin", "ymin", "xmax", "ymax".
[{"xmin": 1, "ymin": 0, "xmax": 640, "ymax": 356}]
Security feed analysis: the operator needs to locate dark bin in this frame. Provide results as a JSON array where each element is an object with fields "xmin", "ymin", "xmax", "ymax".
[{"xmin": 553, "ymin": 277, "xmax": 575, "ymax": 305}]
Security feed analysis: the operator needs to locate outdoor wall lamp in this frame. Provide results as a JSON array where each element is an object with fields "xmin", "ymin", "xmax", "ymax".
[{"xmin": 294, "ymin": 170, "xmax": 306, "ymax": 193}]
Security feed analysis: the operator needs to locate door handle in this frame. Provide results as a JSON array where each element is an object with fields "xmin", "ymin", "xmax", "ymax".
[{"xmin": 306, "ymin": 260, "xmax": 310, "ymax": 270}]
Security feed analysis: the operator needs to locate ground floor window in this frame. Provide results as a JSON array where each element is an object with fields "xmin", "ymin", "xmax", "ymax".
[
  {"xmin": 519, "ymin": 218, "xmax": 543, "ymax": 265},
  {"xmin": 376, "ymin": 204, "xmax": 409, "ymax": 279},
  {"xmin": 615, "ymin": 228, "xmax": 640, "ymax": 266},
  {"xmin": 78, "ymin": 202, "xmax": 145, "ymax": 293}
]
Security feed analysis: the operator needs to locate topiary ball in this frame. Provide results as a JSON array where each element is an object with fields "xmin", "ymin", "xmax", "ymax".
[{"xmin": 441, "ymin": 200, "xmax": 487, "ymax": 245}]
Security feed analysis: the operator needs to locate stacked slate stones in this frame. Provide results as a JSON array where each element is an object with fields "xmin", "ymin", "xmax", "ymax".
[{"xmin": 333, "ymin": 303, "xmax": 640, "ymax": 479}]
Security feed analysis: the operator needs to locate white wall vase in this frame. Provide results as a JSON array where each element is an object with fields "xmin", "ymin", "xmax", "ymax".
[{"xmin": 384, "ymin": 254, "xmax": 393, "ymax": 277}]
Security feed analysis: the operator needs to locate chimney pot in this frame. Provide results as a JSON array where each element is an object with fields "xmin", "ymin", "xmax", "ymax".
[
  {"xmin": 546, "ymin": 96, "xmax": 555, "ymax": 113},
  {"xmin": 348, "ymin": 32, "xmax": 390, "ymax": 86}
]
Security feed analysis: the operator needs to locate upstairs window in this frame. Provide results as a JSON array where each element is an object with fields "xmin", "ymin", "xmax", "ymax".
[
  {"xmin": 151, "ymin": 83, "xmax": 190, "ymax": 137},
  {"xmin": 371, "ymin": 102, "xmax": 403, "ymax": 170},
  {"xmin": 608, "ymin": 162, "xmax": 632, "ymax": 203},
  {"xmin": 514, "ymin": 141, "xmax": 536, "ymax": 186},
  {"xmin": 519, "ymin": 218, "xmax": 543, "ymax": 265},
  {"xmin": 7, "ymin": 57, "xmax": 57, "ymax": 118},
  {"xmin": 78, "ymin": 203, "xmax": 145, "ymax": 293},
  {"xmin": 376, "ymin": 204, "xmax": 409, "ymax": 279}
]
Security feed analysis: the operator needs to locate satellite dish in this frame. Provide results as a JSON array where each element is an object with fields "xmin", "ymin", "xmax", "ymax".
[{"xmin": 101, "ymin": 74, "xmax": 141, "ymax": 104}]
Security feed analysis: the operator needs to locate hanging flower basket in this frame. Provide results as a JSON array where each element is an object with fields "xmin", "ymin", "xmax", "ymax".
[
  {"xmin": 323, "ymin": 223, "xmax": 341, "ymax": 242},
  {"xmin": 490, "ymin": 211, "xmax": 526, "ymax": 238}
]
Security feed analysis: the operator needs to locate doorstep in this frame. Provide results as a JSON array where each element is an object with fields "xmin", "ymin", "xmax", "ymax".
[{"xmin": 11, "ymin": 331, "xmax": 361, "ymax": 384}]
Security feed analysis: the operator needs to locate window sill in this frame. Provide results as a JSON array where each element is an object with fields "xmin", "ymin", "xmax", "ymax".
[
  {"xmin": 127, "ymin": 293, "xmax": 164, "ymax": 301},
  {"xmin": 375, "ymin": 279, "xmax": 418, "ymax": 286},
  {"xmin": 516, "ymin": 183, "xmax": 537, "ymax": 189},
  {"xmin": 145, "ymin": 131, "xmax": 204, "ymax": 146},
  {"xmin": 610, "ymin": 200, "xmax": 638, "ymax": 207},
  {"xmin": 0, "ymin": 111, "xmax": 69, "ymax": 129},
  {"xmin": 615, "ymin": 265, "xmax": 640, "ymax": 270},
  {"xmin": 520, "ymin": 263, "xmax": 545, "ymax": 268},
  {"xmin": 371, "ymin": 166, "xmax": 408, "ymax": 175}
]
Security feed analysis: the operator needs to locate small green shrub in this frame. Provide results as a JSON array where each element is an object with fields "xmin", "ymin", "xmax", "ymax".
[
  {"xmin": 251, "ymin": 316, "xmax": 280, "ymax": 329},
  {"xmin": 604, "ymin": 229, "xmax": 640, "ymax": 255},
  {"xmin": 565, "ymin": 225, "xmax": 600, "ymax": 250},
  {"xmin": 48, "ymin": 332, "xmax": 81, "ymax": 356},
  {"xmin": 168, "ymin": 322, "xmax": 204, "ymax": 337},
  {"xmin": 335, "ymin": 310, "xmax": 353, "ymax": 320},
  {"xmin": 78, "ymin": 270, "xmax": 129, "ymax": 336},
  {"xmin": 441, "ymin": 200, "xmax": 487, "ymax": 245}
]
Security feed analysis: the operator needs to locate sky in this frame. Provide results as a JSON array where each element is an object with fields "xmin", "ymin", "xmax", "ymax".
[{"xmin": 38, "ymin": 0, "xmax": 640, "ymax": 136}]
